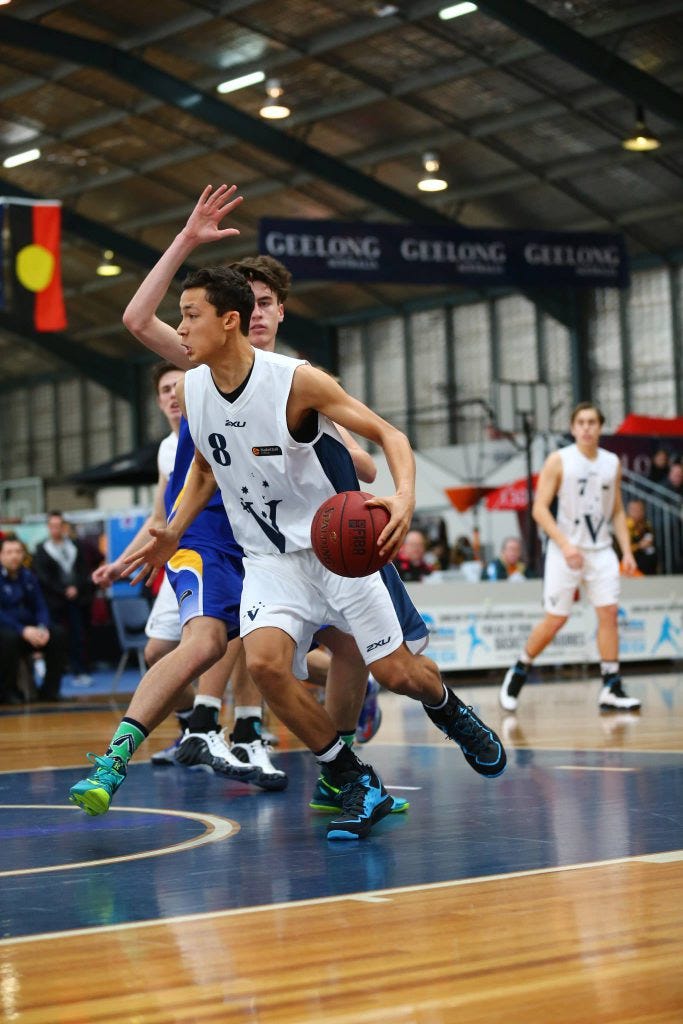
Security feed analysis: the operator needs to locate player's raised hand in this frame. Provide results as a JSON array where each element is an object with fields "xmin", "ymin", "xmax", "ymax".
[
  {"xmin": 121, "ymin": 527, "xmax": 179, "ymax": 587},
  {"xmin": 182, "ymin": 184, "xmax": 243, "ymax": 246}
]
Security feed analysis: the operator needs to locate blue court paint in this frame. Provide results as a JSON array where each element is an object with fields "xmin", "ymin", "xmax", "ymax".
[{"xmin": 1, "ymin": 744, "xmax": 681, "ymax": 940}]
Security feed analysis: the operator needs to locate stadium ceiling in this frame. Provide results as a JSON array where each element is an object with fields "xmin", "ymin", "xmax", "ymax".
[{"xmin": 0, "ymin": 0, "xmax": 682, "ymax": 390}]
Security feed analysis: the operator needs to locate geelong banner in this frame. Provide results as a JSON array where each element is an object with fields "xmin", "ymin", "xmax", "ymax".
[{"xmin": 259, "ymin": 218, "xmax": 629, "ymax": 289}]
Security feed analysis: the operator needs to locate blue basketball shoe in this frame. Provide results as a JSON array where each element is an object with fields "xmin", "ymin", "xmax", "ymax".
[
  {"xmin": 327, "ymin": 765, "xmax": 394, "ymax": 840},
  {"xmin": 69, "ymin": 753, "xmax": 127, "ymax": 816},
  {"xmin": 355, "ymin": 677, "xmax": 382, "ymax": 744},
  {"xmin": 424, "ymin": 688, "xmax": 507, "ymax": 777},
  {"xmin": 310, "ymin": 772, "xmax": 409, "ymax": 813}
]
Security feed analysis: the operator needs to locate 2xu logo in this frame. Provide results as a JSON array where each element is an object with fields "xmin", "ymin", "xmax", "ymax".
[{"xmin": 367, "ymin": 636, "xmax": 391, "ymax": 653}]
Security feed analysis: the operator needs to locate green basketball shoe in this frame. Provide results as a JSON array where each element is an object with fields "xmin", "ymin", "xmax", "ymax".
[
  {"xmin": 309, "ymin": 773, "xmax": 409, "ymax": 813},
  {"xmin": 69, "ymin": 753, "xmax": 127, "ymax": 816}
]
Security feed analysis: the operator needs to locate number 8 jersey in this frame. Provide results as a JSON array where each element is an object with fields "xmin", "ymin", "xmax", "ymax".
[
  {"xmin": 183, "ymin": 349, "xmax": 360, "ymax": 557},
  {"xmin": 555, "ymin": 442, "xmax": 618, "ymax": 550}
]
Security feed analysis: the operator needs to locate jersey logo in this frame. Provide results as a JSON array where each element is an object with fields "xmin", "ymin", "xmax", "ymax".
[
  {"xmin": 252, "ymin": 445, "xmax": 283, "ymax": 457},
  {"xmin": 241, "ymin": 497, "xmax": 286, "ymax": 552},
  {"xmin": 367, "ymin": 636, "xmax": 391, "ymax": 653},
  {"xmin": 178, "ymin": 589, "xmax": 193, "ymax": 605},
  {"xmin": 583, "ymin": 514, "xmax": 605, "ymax": 544},
  {"xmin": 224, "ymin": 419, "xmax": 246, "ymax": 428}
]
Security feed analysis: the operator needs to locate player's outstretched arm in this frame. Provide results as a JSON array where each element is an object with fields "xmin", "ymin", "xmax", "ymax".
[
  {"xmin": 290, "ymin": 365, "xmax": 414, "ymax": 559},
  {"xmin": 122, "ymin": 184, "xmax": 243, "ymax": 368},
  {"xmin": 533, "ymin": 453, "xmax": 582, "ymax": 569}
]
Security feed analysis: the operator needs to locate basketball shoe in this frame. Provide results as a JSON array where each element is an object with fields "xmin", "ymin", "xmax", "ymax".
[
  {"xmin": 230, "ymin": 717, "xmax": 287, "ymax": 791},
  {"xmin": 69, "ymin": 753, "xmax": 127, "ymax": 816},
  {"xmin": 424, "ymin": 689, "xmax": 506, "ymax": 777},
  {"xmin": 309, "ymin": 771, "xmax": 409, "ymax": 813},
  {"xmin": 327, "ymin": 765, "xmax": 394, "ymax": 840},
  {"xmin": 174, "ymin": 729, "xmax": 259, "ymax": 780},
  {"xmin": 150, "ymin": 731, "xmax": 184, "ymax": 765},
  {"xmin": 599, "ymin": 676, "xmax": 641, "ymax": 712},
  {"xmin": 355, "ymin": 677, "xmax": 382, "ymax": 744},
  {"xmin": 499, "ymin": 661, "xmax": 528, "ymax": 711}
]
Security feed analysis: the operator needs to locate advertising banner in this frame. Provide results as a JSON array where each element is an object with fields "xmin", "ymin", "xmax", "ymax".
[{"xmin": 259, "ymin": 218, "xmax": 629, "ymax": 289}]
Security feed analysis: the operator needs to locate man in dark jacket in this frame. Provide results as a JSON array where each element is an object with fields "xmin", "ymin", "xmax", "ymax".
[
  {"xmin": 33, "ymin": 511, "xmax": 93, "ymax": 685},
  {"xmin": 0, "ymin": 535, "xmax": 67, "ymax": 702}
]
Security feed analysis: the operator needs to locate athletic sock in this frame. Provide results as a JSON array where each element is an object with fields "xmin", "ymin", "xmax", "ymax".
[
  {"xmin": 176, "ymin": 706, "xmax": 194, "ymax": 729},
  {"xmin": 315, "ymin": 735, "xmax": 362, "ymax": 786},
  {"xmin": 340, "ymin": 731, "xmax": 356, "ymax": 749},
  {"xmin": 232, "ymin": 712, "xmax": 262, "ymax": 744},
  {"xmin": 600, "ymin": 661, "xmax": 620, "ymax": 687},
  {"xmin": 106, "ymin": 717, "xmax": 148, "ymax": 764},
  {"xmin": 423, "ymin": 682, "xmax": 448, "ymax": 710},
  {"xmin": 187, "ymin": 695, "xmax": 222, "ymax": 733}
]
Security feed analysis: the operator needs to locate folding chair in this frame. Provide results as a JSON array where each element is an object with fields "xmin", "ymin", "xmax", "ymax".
[{"xmin": 110, "ymin": 596, "xmax": 149, "ymax": 694}]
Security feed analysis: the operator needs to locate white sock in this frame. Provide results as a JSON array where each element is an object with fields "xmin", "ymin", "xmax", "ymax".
[
  {"xmin": 234, "ymin": 705, "xmax": 261, "ymax": 720},
  {"xmin": 193, "ymin": 694, "xmax": 222, "ymax": 712}
]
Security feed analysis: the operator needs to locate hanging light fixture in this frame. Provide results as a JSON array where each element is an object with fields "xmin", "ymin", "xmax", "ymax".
[
  {"xmin": 259, "ymin": 79, "xmax": 290, "ymax": 120},
  {"xmin": 96, "ymin": 249, "xmax": 122, "ymax": 277},
  {"xmin": 622, "ymin": 105, "xmax": 661, "ymax": 152},
  {"xmin": 417, "ymin": 151, "xmax": 448, "ymax": 192}
]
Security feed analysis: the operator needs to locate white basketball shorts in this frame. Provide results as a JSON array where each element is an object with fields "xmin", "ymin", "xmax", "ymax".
[
  {"xmin": 543, "ymin": 541, "xmax": 620, "ymax": 617},
  {"xmin": 240, "ymin": 548, "xmax": 427, "ymax": 679},
  {"xmin": 144, "ymin": 573, "xmax": 181, "ymax": 642}
]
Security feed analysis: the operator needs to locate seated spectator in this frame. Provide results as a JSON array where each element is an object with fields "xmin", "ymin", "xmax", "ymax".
[
  {"xmin": 33, "ymin": 511, "xmax": 94, "ymax": 686},
  {"xmin": 648, "ymin": 448, "xmax": 671, "ymax": 485},
  {"xmin": 0, "ymin": 536, "xmax": 67, "ymax": 703},
  {"xmin": 451, "ymin": 535, "xmax": 476, "ymax": 566},
  {"xmin": 393, "ymin": 529, "xmax": 433, "ymax": 582},
  {"xmin": 412, "ymin": 514, "xmax": 450, "ymax": 570},
  {"xmin": 483, "ymin": 536, "xmax": 527, "ymax": 581},
  {"xmin": 625, "ymin": 499, "xmax": 658, "ymax": 575}
]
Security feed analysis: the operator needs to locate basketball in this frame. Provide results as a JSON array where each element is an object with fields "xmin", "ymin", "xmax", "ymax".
[{"xmin": 310, "ymin": 490, "xmax": 391, "ymax": 577}]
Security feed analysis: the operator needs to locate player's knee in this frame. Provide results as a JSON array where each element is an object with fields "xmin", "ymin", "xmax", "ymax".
[
  {"xmin": 244, "ymin": 651, "xmax": 287, "ymax": 692},
  {"xmin": 371, "ymin": 656, "xmax": 412, "ymax": 693}
]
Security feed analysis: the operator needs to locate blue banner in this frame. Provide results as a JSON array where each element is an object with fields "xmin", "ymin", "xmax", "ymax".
[{"xmin": 259, "ymin": 218, "xmax": 629, "ymax": 289}]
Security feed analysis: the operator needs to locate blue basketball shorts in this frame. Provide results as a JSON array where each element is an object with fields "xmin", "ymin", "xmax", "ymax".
[{"xmin": 166, "ymin": 545, "xmax": 244, "ymax": 640}]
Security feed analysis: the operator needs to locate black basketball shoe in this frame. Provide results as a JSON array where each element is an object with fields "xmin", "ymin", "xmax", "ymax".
[{"xmin": 424, "ymin": 689, "xmax": 507, "ymax": 777}]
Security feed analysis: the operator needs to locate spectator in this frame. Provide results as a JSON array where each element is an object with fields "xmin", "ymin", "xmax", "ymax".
[
  {"xmin": 0, "ymin": 535, "xmax": 66, "ymax": 703},
  {"xmin": 648, "ymin": 448, "xmax": 671, "ymax": 485},
  {"xmin": 483, "ymin": 536, "xmax": 527, "ymax": 581},
  {"xmin": 412, "ymin": 514, "xmax": 450, "ymax": 570},
  {"xmin": 662, "ymin": 461, "xmax": 683, "ymax": 499},
  {"xmin": 393, "ymin": 529, "xmax": 433, "ymax": 582},
  {"xmin": 33, "ymin": 511, "xmax": 94, "ymax": 686},
  {"xmin": 450, "ymin": 534, "xmax": 483, "ymax": 582},
  {"xmin": 625, "ymin": 499, "xmax": 658, "ymax": 575}
]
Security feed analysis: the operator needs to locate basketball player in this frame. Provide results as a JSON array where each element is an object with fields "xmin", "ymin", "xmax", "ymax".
[
  {"xmin": 92, "ymin": 362, "xmax": 273, "ymax": 784},
  {"xmin": 499, "ymin": 401, "xmax": 641, "ymax": 714},
  {"xmin": 122, "ymin": 189, "xmax": 390, "ymax": 808},
  {"xmin": 72, "ymin": 185, "xmax": 506, "ymax": 842}
]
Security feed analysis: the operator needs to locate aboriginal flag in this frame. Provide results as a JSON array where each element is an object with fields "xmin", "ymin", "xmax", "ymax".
[{"xmin": 2, "ymin": 199, "xmax": 67, "ymax": 332}]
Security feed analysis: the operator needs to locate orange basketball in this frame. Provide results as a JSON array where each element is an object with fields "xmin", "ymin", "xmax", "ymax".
[{"xmin": 310, "ymin": 490, "xmax": 390, "ymax": 577}]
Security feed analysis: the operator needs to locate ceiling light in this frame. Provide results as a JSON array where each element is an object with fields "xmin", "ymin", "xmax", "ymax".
[
  {"xmin": 439, "ymin": 2, "xmax": 477, "ymax": 20},
  {"xmin": 417, "ymin": 151, "xmax": 448, "ymax": 192},
  {"xmin": 3, "ymin": 147, "xmax": 41, "ymax": 169},
  {"xmin": 259, "ymin": 79, "xmax": 290, "ymax": 120},
  {"xmin": 374, "ymin": 3, "xmax": 399, "ymax": 14},
  {"xmin": 622, "ymin": 105, "xmax": 661, "ymax": 152},
  {"xmin": 216, "ymin": 70, "xmax": 265, "ymax": 95},
  {"xmin": 96, "ymin": 249, "xmax": 122, "ymax": 277}
]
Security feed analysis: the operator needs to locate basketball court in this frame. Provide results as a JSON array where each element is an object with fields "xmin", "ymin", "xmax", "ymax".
[{"xmin": 1, "ymin": 668, "xmax": 681, "ymax": 1023}]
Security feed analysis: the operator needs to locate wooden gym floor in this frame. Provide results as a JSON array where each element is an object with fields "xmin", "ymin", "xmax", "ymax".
[{"xmin": 0, "ymin": 667, "xmax": 681, "ymax": 1023}]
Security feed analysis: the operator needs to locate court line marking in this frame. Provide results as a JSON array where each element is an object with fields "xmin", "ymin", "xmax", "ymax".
[
  {"xmin": 0, "ymin": 804, "xmax": 238, "ymax": 877},
  {"xmin": 1, "ymin": 848, "xmax": 680, "ymax": 947}
]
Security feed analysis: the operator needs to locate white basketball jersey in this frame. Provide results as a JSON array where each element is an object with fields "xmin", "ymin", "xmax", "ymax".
[
  {"xmin": 556, "ymin": 443, "xmax": 618, "ymax": 550},
  {"xmin": 182, "ymin": 349, "xmax": 359, "ymax": 556},
  {"xmin": 157, "ymin": 431, "xmax": 178, "ymax": 478}
]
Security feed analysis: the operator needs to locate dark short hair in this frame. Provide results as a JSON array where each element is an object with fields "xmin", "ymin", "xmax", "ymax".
[
  {"xmin": 182, "ymin": 266, "xmax": 255, "ymax": 335},
  {"xmin": 570, "ymin": 401, "xmax": 605, "ymax": 426},
  {"xmin": 0, "ymin": 533, "xmax": 23, "ymax": 551},
  {"xmin": 229, "ymin": 255, "xmax": 292, "ymax": 304},
  {"xmin": 151, "ymin": 360, "xmax": 181, "ymax": 395},
  {"xmin": 47, "ymin": 510, "xmax": 63, "ymax": 520}
]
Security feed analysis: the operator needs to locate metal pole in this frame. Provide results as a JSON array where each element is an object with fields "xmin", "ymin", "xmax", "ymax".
[{"xmin": 524, "ymin": 412, "xmax": 537, "ymax": 576}]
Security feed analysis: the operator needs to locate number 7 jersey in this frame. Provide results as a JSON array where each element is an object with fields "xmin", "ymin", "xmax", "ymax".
[
  {"xmin": 182, "ymin": 349, "xmax": 360, "ymax": 556},
  {"xmin": 555, "ymin": 442, "xmax": 618, "ymax": 550}
]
